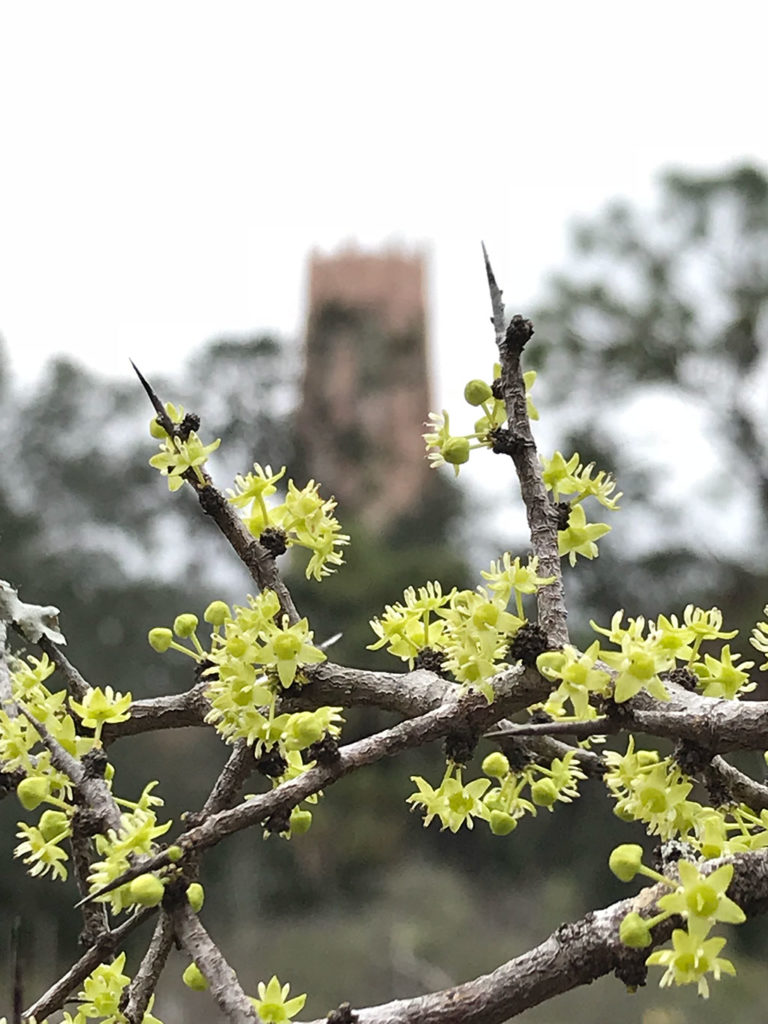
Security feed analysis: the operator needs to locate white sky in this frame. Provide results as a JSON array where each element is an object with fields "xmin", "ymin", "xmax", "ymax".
[{"xmin": 2, "ymin": 0, "xmax": 767, "ymax": 407}]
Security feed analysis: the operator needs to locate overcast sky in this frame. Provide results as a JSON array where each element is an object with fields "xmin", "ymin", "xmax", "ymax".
[{"xmin": 2, "ymin": 1, "xmax": 767, "ymax": 408}]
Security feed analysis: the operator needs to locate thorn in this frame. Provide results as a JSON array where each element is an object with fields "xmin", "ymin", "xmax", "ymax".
[
  {"xmin": 319, "ymin": 632, "xmax": 343, "ymax": 651},
  {"xmin": 130, "ymin": 360, "xmax": 175, "ymax": 434},
  {"xmin": 481, "ymin": 240, "xmax": 495, "ymax": 287},
  {"xmin": 481, "ymin": 243, "xmax": 505, "ymax": 335}
]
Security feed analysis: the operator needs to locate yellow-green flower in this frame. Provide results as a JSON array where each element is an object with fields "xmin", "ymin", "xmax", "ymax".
[
  {"xmin": 149, "ymin": 432, "xmax": 221, "ymax": 491},
  {"xmin": 15, "ymin": 821, "xmax": 69, "ymax": 880},
  {"xmin": 258, "ymin": 617, "xmax": 326, "ymax": 688},
  {"xmin": 658, "ymin": 861, "xmax": 745, "ymax": 928},
  {"xmin": 647, "ymin": 923, "xmax": 736, "ymax": 998},
  {"xmin": 70, "ymin": 686, "xmax": 132, "ymax": 743},
  {"xmin": 558, "ymin": 503, "xmax": 611, "ymax": 566},
  {"xmin": 250, "ymin": 975, "xmax": 306, "ymax": 1023},
  {"xmin": 408, "ymin": 766, "xmax": 491, "ymax": 832}
]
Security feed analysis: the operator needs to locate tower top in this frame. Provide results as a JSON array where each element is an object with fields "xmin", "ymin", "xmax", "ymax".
[{"xmin": 307, "ymin": 246, "xmax": 426, "ymax": 335}]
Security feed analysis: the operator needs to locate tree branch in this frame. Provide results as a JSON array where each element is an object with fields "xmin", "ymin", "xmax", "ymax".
[
  {"xmin": 170, "ymin": 901, "xmax": 259, "ymax": 1023},
  {"xmin": 122, "ymin": 911, "xmax": 175, "ymax": 1024},
  {"xmin": 481, "ymin": 244, "xmax": 569, "ymax": 646}
]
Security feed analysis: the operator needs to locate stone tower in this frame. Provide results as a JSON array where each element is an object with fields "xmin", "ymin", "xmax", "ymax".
[{"xmin": 297, "ymin": 246, "xmax": 432, "ymax": 530}]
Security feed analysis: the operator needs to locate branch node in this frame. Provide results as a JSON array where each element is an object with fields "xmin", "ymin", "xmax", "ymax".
[
  {"xmin": 81, "ymin": 747, "xmax": 109, "ymax": 780},
  {"xmin": 260, "ymin": 526, "xmax": 288, "ymax": 557},
  {"xmin": 444, "ymin": 727, "xmax": 480, "ymax": 767},
  {"xmin": 661, "ymin": 666, "xmax": 698, "ymax": 692},
  {"xmin": 672, "ymin": 738, "xmax": 714, "ymax": 777},
  {"xmin": 254, "ymin": 746, "xmax": 288, "ymax": 778},
  {"xmin": 613, "ymin": 952, "xmax": 648, "ymax": 991},
  {"xmin": 198, "ymin": 484, "xmax": 226, "ymax": 517},
  {"xmin": 326, "ymin": 1003, "xmax": 359, "ymax": 1024},
  {"xmin": 507, "ymin": 623, "xmax": 553, "ymax": 668},
  {"xmin": 503, "ymin": 314, "xmax": 535, "ymax": 355},
  {"xmin": 307, "ymin": 733, "xmax": 341, "ymax": 767},
  {"xmin": 489, "ymin": 426, "xmax": 534, "ymax": 456}
]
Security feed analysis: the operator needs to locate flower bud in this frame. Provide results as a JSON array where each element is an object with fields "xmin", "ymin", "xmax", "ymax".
[
  {"xmin": 17, "ymin": 777, "xmax": 49, "ymax": 811},
  {"xmin": 186, "ymin": 882, "xmax": 205, "ymax": 912},
  {"xmin": 531, "ymin": 778, "xmax": 558, "ymax": 807},
  {"xmin": 38, "ymin": 809, "xmax": 70, "ymax": 842},
  {"xmin": 636, "ymin": 750, "xmax": 659, "ymax": 767},
  {"xmin": 489, "ymin": 810, "xmax": 517, "ymax": 835},
  {"xmin": 167, "ymin": 845, "xmax": 184, "ymax": 862},
  {"xmin": 182, "ymin": 963, "xmax": 209, "ymax": 991},
  {"xmin": 290, "ymin": 713, "xmax": 324, "ymax": 747},
  {"xmin": 173, "ymin": 614, "xmax": 199, "ymax": 638},
  {"xmin": 612, "ymin": 801, "xmax": 635, "ymax": 823},
  {"xmin": 148, "ymin": 628, "xmax": 173, "ymax": 653},
  {"xmin": 609, "ymin": 843, "xmax": 644, "ymax": 882},
  {"xmin": 128, "ymin": 873, "xmax": 165, "ymax": 907},
  {"xmin": 442, "ymin": 436, "xmax": 470, "ymax": 466},
  {"xmin": 289, "ymin": 808, "xmax": 313, "ymax": 836},
  {"xmin": 204, "ymin": 601, "xmax": 231, "ymax": 626},
  {"xmin": 273, "ymin": 633, "xmax": 302, "ymax": 660},
  {"xmin": 619, "ymin": 911, "xmax": 652, "ymax": 948},
  {"xmin": 472, "ymin": 602, "xmax": 499, "ymax": 628},
  {"xmin": 464, "ymin": 379, "xmax": 493, "ymax": 406},
  {"xmin": 226, "ymin": 635, "xmax": 248, "ymax": 657},
  {"xmin": 482, "ymin": 752, "xmax": 510, "ymax": 779}
]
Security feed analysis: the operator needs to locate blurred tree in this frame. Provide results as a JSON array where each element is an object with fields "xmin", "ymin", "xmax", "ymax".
[{"xmin": 529, "ymin": 163, "xmax": 768, "ymax": 635}]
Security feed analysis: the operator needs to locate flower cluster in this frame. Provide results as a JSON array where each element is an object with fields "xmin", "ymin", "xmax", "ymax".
[
  {"xmin": 605, "ymin": 737, "xmax": 768, "ymax": 857},
  {"xmin": 228, "ymin": 464, "xmax": 349, "ymax": 580},
  {"xmin": 4, "ymin": 654, "xmax": 144, "ymax": 886},
  {"xmin": 538, "ymin": 605, "xmax": 751, "ymax": 712},
  {"xmin": 749, "ymin": 604, "xmax": 768, "ymax": 668},
  {"xmin": 604, "ymin": 739, "xmax": 697, "ymax": 840},
  {"xmin": 408, "ymin": 763, "xmax": 491, "ymax": 832},
  {"xmin": 70, "ymin": 685, "xmax": 133, "ymax": 745},
  {"xmin": 369, "ymin": 555, "xmax": 555, "ymax": 701},
  {"xmin": 5, "ymin": 652, "xmax": 174, "ymax": 912},
  {"xmin": 540, "ymin": 450, "xmax": 621, "ymax": 566},
  {"xmin": 422, "ymin": 364, "xmax": 538, "ymax": 476},
  {"xmin": 182, "ymin": 968, "xmax": 306, "ymax": 1024},
  {"xmin": 57, "ymin": 951, "xmax": 164, "ymax": 1023},
  {"xmin": 408, "ymin": 750, "xmax": 586, "ymax": 835},
  {"xmin": 536, "ymin": 641, "xmax": 611, "ymax": 719},
  {"xmin": 2, "ymin": 652, "xmax": 99, "ymax": 768},
  {"xmin": 149, "ymin": 593, "xmax": 343, "ymax": 838},
  {"xmin": 148, "ymin": 402, "xmax": 221, "ymax": 492},
  {"xmin": 609, "ymin": 844, "xmax": 744, "ymax": 998},
  {"xmin": 88, "ymin": 783, "xmax": 172, "ymax": 912}
]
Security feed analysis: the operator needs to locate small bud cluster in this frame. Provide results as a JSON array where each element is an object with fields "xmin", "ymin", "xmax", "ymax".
[
  {"xmin": 148, "ymin": 402, "xmax": 221, "ymax": 492},
  {"xmin": 407, "ymin": 749, "xmax": 586, "ymax": 836},
  {"xmin": 539, "ymin": 450, "xmax": 620, "ymax": 566},
  {"xmin": 227, "ymin": 464, "xmax": 349, "ymax": 580},
  {"xmin": 609, "ymin": 844, "xmax": 744, "ymax": 998},
  {"xmin": 422, "ymin": 362, "xmax": 538, "ymax": 476}
]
